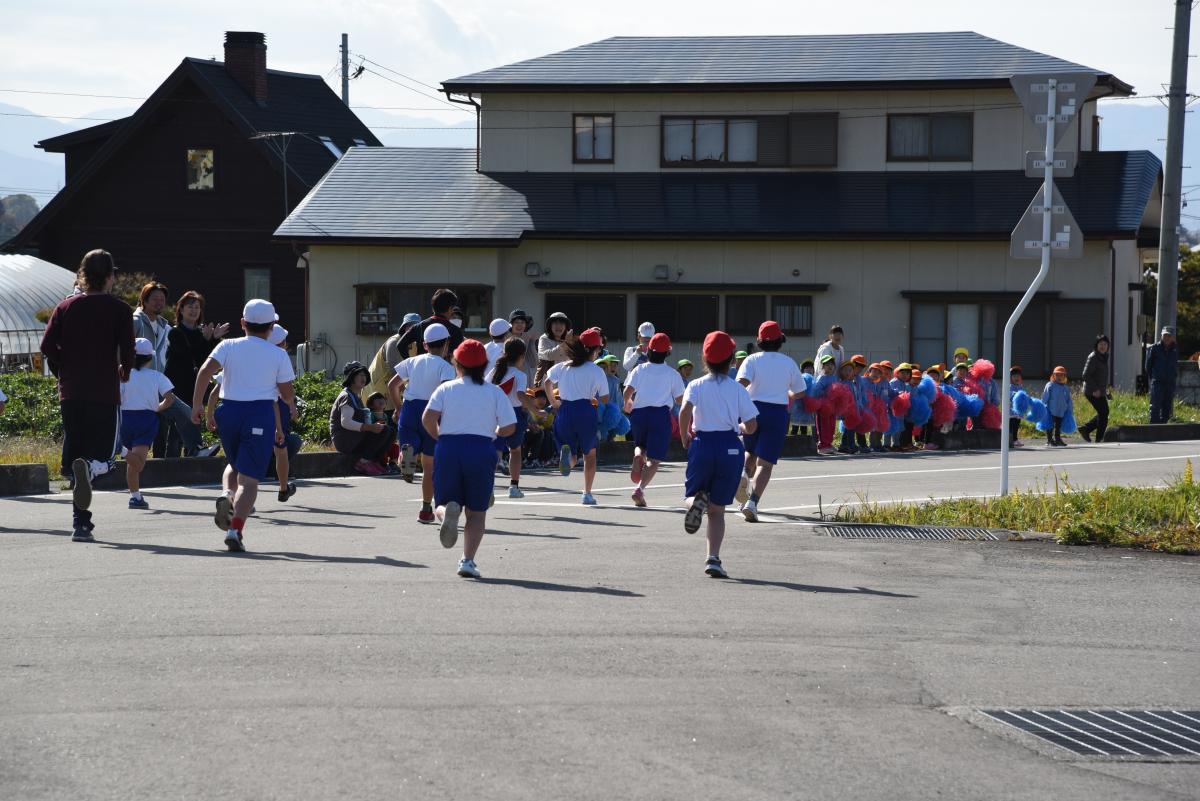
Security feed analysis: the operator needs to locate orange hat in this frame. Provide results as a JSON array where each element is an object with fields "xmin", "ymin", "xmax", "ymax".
[
  {"xmin": 757, "ymin": 320, "xmax": 784, "ymax": 341},
  {"xmin": 579, "ymin": 327, "xmax": 603, "ymax": 349},
  {"xmin": 868, "ymin": 362, "xmax": 881, "ymax": 371},
  {"xmin": 850, "ymin": 354, "xmax": 867, "ymax": 367},
  {"xmin": 702, "ymin": 330, "xmax": 737, "ymax": 363},
  {"xmin": 453, "ymin": 339, "xmax": 487, "ymax": 368},
  {"xmin": 1052, "ymin": 365, "xmax": 1068, "ymax": 376},
  {"xmin": 648, "ymin": 332, "xmax": 672, "ymax": 353},
  {"xmin": 879, "ymin": 360, "xmax": 894, "ymax": 370}
]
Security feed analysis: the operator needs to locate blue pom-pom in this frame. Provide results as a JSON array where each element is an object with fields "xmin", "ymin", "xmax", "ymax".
[
  {"xmin": 614, "ymin": 413, "xmax": 631, "ymax": 436},
  {"xmin": 915, "ymin": 375, "xmax": 938, "ymax": 402},
  {"xmin": 1028, "ymin": 398, "xmax": 1052, "ymax": 431},
  {"xmin": 960, "ymin": 393, "xmax": 984, "ymax": 418},
  {"xmin": 909, "ymin": 394, "xmax": 932, "ymax": 426},
  {"xmin": 600, "ymin": 401, "xmax": 621, "ymax": 429},
  {"xmin": 1012, "ymin": 390, "xmax": 1030, "ymax": 417}
]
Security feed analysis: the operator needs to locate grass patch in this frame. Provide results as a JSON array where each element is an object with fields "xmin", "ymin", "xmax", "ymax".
[
  {"xmin": 1016, "ymin": 389, "xmax": 1200, "ymax": 438},
  {"xmin": 834, "ymin": 462, "xmax": 1200, "ymax": 555},
  {"xmin": 0, "ymin": 435, "xmax": 64, "ymax": 476}
]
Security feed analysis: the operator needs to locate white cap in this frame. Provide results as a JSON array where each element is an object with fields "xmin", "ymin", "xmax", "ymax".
[
  {"xmin": 268, "ymin": 324, "xmax": 289, "ymax": 345},
  {"xmin": 243, "ymin": 299, "xmax": 278, "ymax": 325},
  {"xmin": 423, "ymin": 322, "xmax": 450, "ymax": 343},
  {"xmin": 637, "ymin": 321, "xmax": 655, "ymax": 337},
  {"xmin": 488, "ymin": 318, "xmax": 511, "ymax": 336},
  {"xmin": 134, "ymin": 337, "xmax": 154, "ymax": 356}
]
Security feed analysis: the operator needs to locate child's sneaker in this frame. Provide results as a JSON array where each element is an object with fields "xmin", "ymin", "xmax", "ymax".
[
  {"xmin": 508, "ymin": 485, "xmax": 524, "ymax": 499},
  {"xmin": 704, "ymin": 557, "xmax": 728, "ymax": 578},
  {"xmin": 418, "ymin": 507, "xmax": 435, "ymax": 524},
  {"xmin": 684, "ymin": 491, "xmax": 708, "ymax": 534},
  {"xmin": 439, "ymin": 502, "xmax": 461, "ymax": 549},
  {"xmin": 630, "ymin": 453, "xmax": 644, "ymax": 484},
  {"xmin": 355, "ymin": 458, "xmax": 384, "ymax": 476},
  {"xmin": 631, "ymin": 487, "xmax": 646, "ymax": 508},
  {"xmin": 456, "ymin": 558, "xmax": 480, "ymax": 578},
  {"xmin": 581, "ymin": 492, "xmax": 597, "ymax": 506},
  {"xmin": 278, "ymin": 482, "xmax": 297, "ymax": 503},
  {"xmin": 128, "ymin": 496, "xmax": 150, "ymax": 510},
  {"xmin": 923, "ymin": 443, "xmax": 939, "ymax": 451},
  {"xmin": 741, "ymin": 499, "xmax": 759, "ymax": 522},
  {"xmin": 735, "ymin": 474, "xmax": 749, "ymax": 504},
  {"xmin": 559, "ymin": 445, "xmax": 572, "ymax": 476},
  {"xmin": 399, "ymin": 444, "xmax": 417, "ymax": 483},
  {"xmin": 224, "ymin": 529, "xmax": 244, "ymax": 552},
  {"xmin": 214, "ymin": 495, "xmax": 233, "ymax": 531}
]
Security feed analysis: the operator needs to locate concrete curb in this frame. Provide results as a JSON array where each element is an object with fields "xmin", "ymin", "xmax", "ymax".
[
  {"xmin": 0, "ymin": 463, "xmax": 50, "ymax": 495},
  {"xmin": 88, "ymin": 451, "xmax": 359, "ymax": 492},
  {"xmin": 1102, "ymin": 423, "xmax": 1200, "ymax": 442}
]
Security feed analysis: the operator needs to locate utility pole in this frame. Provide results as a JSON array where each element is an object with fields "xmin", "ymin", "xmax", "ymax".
[
  {"xmin": 1155, "ymin": 0, "xmax": 1192, "ymax": 335},
  {"xmin": 340, "ymin": 34, "xmax": 350, "ymax": 106}
]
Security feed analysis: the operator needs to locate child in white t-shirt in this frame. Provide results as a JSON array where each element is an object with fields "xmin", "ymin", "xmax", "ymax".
[
  {"xmin": 486, "ymin": 337, "xmax": 541, "ymax": 499},
  {"xmin": 622, "ymin": 332, "xmax": 685, "ymax": 508},
  {"xmin": 541, "ymin": 328, "xmax": 610, "ymax": 505},
  {"xmin": 423, "ymin": 339, "xmax": 517, "ymax": 579},
  {"xmin": 121, "ymin": 338, "xmax": 177, "ymax": 509}
]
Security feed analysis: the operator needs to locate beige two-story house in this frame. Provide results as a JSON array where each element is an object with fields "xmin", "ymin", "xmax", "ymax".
[{"xmin": 277, "ymin": 32, "xmax": 1161, "ymax": 386}]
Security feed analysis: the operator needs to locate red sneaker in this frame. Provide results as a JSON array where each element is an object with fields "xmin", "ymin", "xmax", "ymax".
[{"xmin": 418, "ymin": 508, "xmax": 435, "ymax": 524}]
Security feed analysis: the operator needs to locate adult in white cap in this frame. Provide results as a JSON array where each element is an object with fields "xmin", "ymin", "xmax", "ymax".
[
  {"xmin": 1145, "ymin": 325, "xmax": 1179, "ymax": 423},
  {"xmin": 389, "ymin": 321, "xmax": 456, "ymax": 523},
  {"xmin": 191, "ymin": 299, "xmax": 297, "ymax": 552},
  {"xmin": 485, "ymin": 317, "xmax": 512, "ymax": 371},
  {"xmin": 622, "ymin": 321, "xmax": 657, "ymax": 372}
]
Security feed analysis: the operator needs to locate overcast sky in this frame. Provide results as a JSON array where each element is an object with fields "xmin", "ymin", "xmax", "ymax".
[{"xmin": 1, "ymin": 0, "xmax": 1191, "ymax": 129}]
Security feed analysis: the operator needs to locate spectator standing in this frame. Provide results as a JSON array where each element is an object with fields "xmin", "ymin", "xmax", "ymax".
[
  {"xmin": 40, "ymin": 249, "xmax": 135, "ymax": 542},
  {"xmin": 365, "ymin": 312, "xmax": 422, "ymax": 410},
  {"xmin": 164, "ymin": 291, "xmax": 228, "ymax": 455},
  {"xmin": 1078, "ymin": 335, "xmax": 1111, "ymax": 443},
  {"xmin": 395, "ymin": 289, "xmax": 464, "ymax": 365},
  {"xmin": 815, "ymin": 325, "xmax": 846, "ymax": 369},
  {"xmin": 535, "ymin": 311, "xmax": 572, "ymax": 387},
  {"xmin": 132, "ymin": 282, "xmax": 207, "ymax": 458},
  {"xmin": 1145, "ymin": 326, "xmax": 1179, "ymax": 424},
  {"xmin": 622, "ymin": 321, "xmax": 656, "ymax": 372},
  {"xmin": 508, "ymin": 308, "xmax": 537, "ymax": 386}
]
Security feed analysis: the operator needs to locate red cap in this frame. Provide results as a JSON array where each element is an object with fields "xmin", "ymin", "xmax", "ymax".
[
  {"xmin": 453, "ymin": 339, "xmax": 488, "ymax": 368},
  {"xmin": 702, "ymin": 330, "xmax": 736, "ymax": 363},
  {"xmin": 648, "ymin": 332, "xmax": 672, "ymax": 353},
  {"xmin": 758, "ymin": 320, "xmax": 783, "ymax": 341},
  {"xmin": 579, "ymin": 327, "xmax": 603, "ymax": 349}
]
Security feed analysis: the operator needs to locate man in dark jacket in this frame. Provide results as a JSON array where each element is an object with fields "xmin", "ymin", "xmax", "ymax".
[
  {"xmin": 1145, "ymin": 326, "xmax": 1179, "ymax": 424},
  {"xmin": 394, "ymin": 289, "xmax": 464, "ymax": 363},
  {"xmin": 40, "ymin": 249, "xmax": 135, "ymax": 541}
]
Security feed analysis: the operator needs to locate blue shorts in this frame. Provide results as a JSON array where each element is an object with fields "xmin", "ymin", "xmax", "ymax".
[
  {"xmin": 434, "ymin": 434, "xmax": 497, "ymax": 512},
  {"xmin": 685, "ymin": 430, "xmax": 745, "ymax": 507},
  {"xmin": 120, "ymin": 409, "xmax": 159, "ymax": 449},
  {"xmin": 743, "ymin": 401, "xmax": 788, "ymax": 464},
  {"xmin": 215, "ymin": 399, "xmax": 276, "ymax": 481},
  {"xmin": 399, "ymin": 398, "xmax": 436, "ymax": 457},
  {"xmin": 495, "ymin": 406, "xmax": 528, "ymax": 451},
  {"xmin": 553, "ymin": 398, "xmax": 598, "ymax": 455},
  {"xmin": 630, "ymin": 405, "xmax": 672, "ymax": 461},
  {"xmin": 276, "ymin": 399, "xmax": 291, "ymax": 435}
]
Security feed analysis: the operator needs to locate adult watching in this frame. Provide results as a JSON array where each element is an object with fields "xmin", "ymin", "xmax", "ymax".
[
  {"xmin": 622, "ymin": 321, "xmax": 656, "ymax": 372},
  {"xmin": 164, "ymin": 290, "xmax": 229, "ymax": 455},
  {"xmin": 330, "ymin": 361, "xmax": 396, "ymax": 475},
  {"xmin": 1146, "ymin": 326, "xmax": 1180, "ymax": 423},
  {"xmin": 40, "ymin": 249, "xmax": 135, "ymax": 542},
  {"xmin": 1078, "ymin": 335, "xmax": 1111, "ymax": 442},
  {"xmin": 815, "ymin": 325, "xmax": 846, "ymax": 369},
  {"xmin": 395, "ymin": 289, "xmax": 464, "ymax": 362}
]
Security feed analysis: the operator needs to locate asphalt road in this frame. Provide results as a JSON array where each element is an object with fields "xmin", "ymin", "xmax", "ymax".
[{"xmin": 1, "ymin": 439, "xmax": 1198, "ymax": 800}]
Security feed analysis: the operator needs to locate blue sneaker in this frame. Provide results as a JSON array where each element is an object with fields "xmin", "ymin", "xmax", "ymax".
[
  {"xmin": 581, "ymin": 492, "xmax": 597, "ymax": 505},
  {"xmin": 128, "ymin": 496, "xmax": 150, "ymax": 510},
  {"xmin": 559, "ymin": 445, "xmax": 572, "ymax": 476}
]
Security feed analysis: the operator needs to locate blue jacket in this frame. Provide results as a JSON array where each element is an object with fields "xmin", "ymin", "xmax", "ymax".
[
  {"xmin": 888, "ymin": 377, "xmax": 908, "ymax": 395},
  {"xmin": 1041, "ymin": 381, "xmax": 1072, "ymax": 418},
  {"xmin": 809, "ymin": 372, "xmax": 838, "ymax": 398},
  {"xmin": 1145, "ymin": 342, "xmax": 1179, "ymax": 383}
]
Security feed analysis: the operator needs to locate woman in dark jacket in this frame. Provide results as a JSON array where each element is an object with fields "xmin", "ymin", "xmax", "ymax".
[
  {"xmin": 1078, "ymin": 335, "xmax": 1110, "ymax": 443},
  {"xmin": 164, "ymin": 291, "xmax": 228, "ymax": 455}
]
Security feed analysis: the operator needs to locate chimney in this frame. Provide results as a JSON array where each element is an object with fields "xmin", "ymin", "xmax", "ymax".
[{"xmin": 224, "ymin": 31, "xmax": 268, "ymax": 104}]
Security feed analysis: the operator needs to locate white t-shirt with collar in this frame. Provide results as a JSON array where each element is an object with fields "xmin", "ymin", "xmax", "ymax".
[
  {"xmin": 120, "ymin": 367, "xmax": 174, "ymax": 412},
  {"xmin": 737, "ymin": 351, "xmax": 807, "ymax": 405},
  {"xmin": 210, "ymin": 336, "xmax": 295, "ymax": 402},
  {"xmin": 624, "ymin": 362, "xmax": 686, "ymax": 410},
  {"xmin": 394, "ymin": 353, "xmax": 456, "ymax": 401},
  {"xmin": 682, "ymin": 373, "xmax": 758, "ymax": 432},
  {"xmin": 427, "ymin": 377, "xmax": 517, "ymax": 437},
  {"xmin": 547, "ymin": 361, "xmax": 609, "ymax": 402}
]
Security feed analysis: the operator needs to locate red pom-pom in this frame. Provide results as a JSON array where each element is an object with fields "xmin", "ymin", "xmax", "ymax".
[
  {"xmin": 979, "ymin": 402, "xmax": 1001, "ymax": 430},
  {"xmin": 868, "ymin": 395, "xmax": 889, "ymax": 432},
  {"xmin": 803, "ymin": 396, "xmax": 825, "ymax": 413},
  {"xmin": 931, "ymin": 392, "xmax": 956, "ymax": 427},
  {"xmin": 969, "ymin": 358, "xmax": 995, "ymax": 383},
  {"xmin": 842, "ymin": 407, "xmax": 861, "ymax": 430},
  {"xmin": 891, "ymin": 392, "xmax": 912, "ymax": 418},
  {"xmin": 827, "ymin": 382, "xmax": 854, "ymax": 416}
]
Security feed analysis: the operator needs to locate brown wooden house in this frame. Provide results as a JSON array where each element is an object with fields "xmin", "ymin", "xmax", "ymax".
[{"xmin": 4, "ymin": 31, "xmax": 380, "ymax": 336}]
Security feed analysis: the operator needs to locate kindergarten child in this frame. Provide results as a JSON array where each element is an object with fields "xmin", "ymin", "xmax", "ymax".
[
  {"xmin": 890, "ymin": 363, "xmax": 913, "ymax": 451},
  {"xmin": 543, "ymin": 328, "xmax": 610, "ymax": 504},
  {"xmin": 390, "ymin": 322, "xmax": 456, "ymax": 523},
  {"xmin": 1009, "ymin": 366, "xmax": 1025, "ymax": 447},
  {"xmin": 624, "ymin": 332, "xmax": 686, "ymax": 508},
  {"xmin": 865, "ymin": 363, "xmax": 889, "ymax": 453},
  {"xmin": 836, "ymin": 359, "xmax": 861, "ymax": 454},
  {"xmin": 121, "ymin": 338, "xmax": 176, "ymax": 508},
  {"xmin": 1042, "ymin": 366, "xmax": 1072, "ymax": 447},
  {"xmin": 789, "ymin": 359, "xmax": 816, "ymax": 436},
  {"xmin": 487, "ymin": 337, "xmax": 541, "ymax": 498},
  {"xmin": 422, "ymin": 339, "xmax": 517, "ymax": 578},
  {"xmin": 812, "ymin": 355, "xmax": 839, "ymax": 455},
  {"xmin": 678, "ymin": 331, "xmax": 759, "ymax": 578}
]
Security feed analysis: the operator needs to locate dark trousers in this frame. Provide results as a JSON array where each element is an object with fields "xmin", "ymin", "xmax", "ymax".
[
  {"xmin": 344, "ymin": 425, "xmax": 396, "ymax": 462},
  {"xmin": 1047, "ymin": 416, "xmax": 1064, "ymax": 443},
  {"xmin": 1149, "ymin": 380, "xmax": 1175, "ymax": 424},
  {"xmin": 1081, "ymin": 394, "xmax": 1109, "ymax": 440},
  {"xmin": 1008, "ymin": 417, "xmax": 1021, "ymax": 443},
  {"xmin": 60, "ymin": 400, "xmax": 119, "ymax": 528}
]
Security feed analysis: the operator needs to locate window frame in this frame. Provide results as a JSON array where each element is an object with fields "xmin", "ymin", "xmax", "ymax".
[
  {"xmin": 886, "ymin": 112, "xmax": 974, "ymax": 163},
  {"xmin": 770, "ymin": 294, "xmax": 814, "ymax": 337},
  {"xmin": 724, "ymin": 294, "xmax": 767, "ymax": 336},
  {"xmin": 544, "ymin": 292, "xmax": 628, "ymax": 338},
  {"xmin": 636, "ymin": 293, "xmax": 720, "ymax": 341},
  {"xmin": 660, "ymin": 115, "xmax": 760, "ymax": 168},
  {"xmin": 572, "ymin": 113, "xmax": 615, "ymax": 164},
  {"xmin": 354, "ymin": 283, "xmax": 493, "ymax": 337},
  {"xmin": 908, "ymin": 299, "xmax": 1004, "ymax": 368},
  {"xmin": 185, "ymin": 146, "xmax": 217, "ymax": 192},
  {"xmin": 242, "ymin": 265, "xmax": 272, "ymax": 305}
]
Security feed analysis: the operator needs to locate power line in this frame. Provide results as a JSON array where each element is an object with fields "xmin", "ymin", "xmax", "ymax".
[
  {"xmin": 357, "ymin": 66, "xmax": 473, "ymax": 114},
  {"xmin": 351, "ymin": 54, "xmax": 446, "ymax": 94}
]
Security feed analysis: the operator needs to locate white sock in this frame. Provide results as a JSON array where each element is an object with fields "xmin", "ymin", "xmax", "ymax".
[
  {"xmin": 88, "ymin": 459, "xmax": 110, "ymax": 477},
  {"xmin": 130, "ymin": 491, "xmax": 142, "ymax": 501},
  {"xmin": 222, "ymin": 489, "xmax": 233, "ymax": 499}
]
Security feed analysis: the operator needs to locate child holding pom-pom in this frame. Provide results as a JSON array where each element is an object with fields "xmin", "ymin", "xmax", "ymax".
[
  {"xmin": 1008, "ymin": 366, "xmax": 1026, "ymax": 447},
  {"xmin": 1041, "ymin": 366, "xmax": 1073, "ymax": 447}
]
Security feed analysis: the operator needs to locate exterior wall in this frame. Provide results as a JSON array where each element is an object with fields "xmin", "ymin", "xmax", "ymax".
[
  {"xmin": 311, "ymin": 237, "xmax": 1142, "ymax": 389},
  {"xmin": 479, "ymin": 88, "xmax": 1090, "ymax": 174}
]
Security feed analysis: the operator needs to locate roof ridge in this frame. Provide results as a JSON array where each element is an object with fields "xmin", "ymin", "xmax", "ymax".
[{"xmin": 183, "ymin": 57, "xmax": 323, "ymax": 80}]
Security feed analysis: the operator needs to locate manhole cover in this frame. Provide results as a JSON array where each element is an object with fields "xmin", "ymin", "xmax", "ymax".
[
  {"xmin": 981, "ymin": 709, "xmax": 1200, "ymax": 757},
  {"xmin": 818, "ymin": 524, "xmax": 998, "ymax": 541}
]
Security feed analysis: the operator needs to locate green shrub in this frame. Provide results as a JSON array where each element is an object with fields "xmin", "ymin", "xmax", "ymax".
[
  {"xmin": 0, "ymin": 372, "xmax": 62, "ymax": 440},
  {"xmin": 293, "ymin": 372, "xmax": 340, "ymax": 445}
]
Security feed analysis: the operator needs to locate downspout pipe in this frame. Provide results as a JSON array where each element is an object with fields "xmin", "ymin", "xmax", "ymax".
[{"xmin": 444, "ymin": 90, "xmax": 481, "ymax": 171}]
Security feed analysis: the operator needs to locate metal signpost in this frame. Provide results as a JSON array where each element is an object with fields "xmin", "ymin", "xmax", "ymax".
[{"xmin": 1001, "ymin": 73, "xmax": 1096, "ymax": 496}]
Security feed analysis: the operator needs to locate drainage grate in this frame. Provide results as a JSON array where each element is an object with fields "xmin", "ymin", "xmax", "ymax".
[
  {"xmin": 981, "ymin": 709, "xmax": 1200, "ymax": 757},
  {"xmin": 819, "ymin": 524, "xmax": 998, "ymax": 541}
]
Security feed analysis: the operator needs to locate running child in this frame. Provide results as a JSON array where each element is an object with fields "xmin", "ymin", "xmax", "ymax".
[
  {"xmin": 191, "ymin": 300, "xmax": 296, "ymax": 552},
  {"xmin": 487, "ymin": 337, "xmax": 541, "ymax": 499},
  {"xmin": 389, "ymin": 322, "xmax": 456, "ymax": 523},
  {"xmin": 623, "ymin": 332, "xmax": 686, "ymax": 508},
  {"xmin": 422, "ymin": 339, "xmax": 517, "ymax": 578},
  {"xmin": 120, "ymin": 337, "xmax": 177, "ymax": 509},
  {"xmin": 269, "ymin": 324, "xmax": 301, "ymax": 501},
  {"xmin": 678, "ymin": 331, "xmax": 759, "ymax": 578},
  {"xmin": 736, "ymin": 321, "xmax": 805, "ymax": 521},
  {"xmin": 485, "ymin": 318, "xmax": 511, "ymax": 370},
  {"xmin": 542, "ymin": 328, "xmax": 609, "ymax": 505}
]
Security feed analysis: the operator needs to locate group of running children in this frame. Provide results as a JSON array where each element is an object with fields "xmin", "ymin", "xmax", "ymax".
[{"xmin": 108, "ymin": 300, "xmax": 1078, "ymax": 581}]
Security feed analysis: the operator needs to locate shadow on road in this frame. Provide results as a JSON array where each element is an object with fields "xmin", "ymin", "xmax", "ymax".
[
  {"xmin": 488, "ymin": 529, "xmax": 581, "ymax": 540},
  {"xmin": 97, "ymin": 540, "xmax": 426, "ymax": 568},
  {"xmin": 731, "ymin": 578, "xmax": 916, "ymax": 597},
  {"xmin": 518, "ymin": 513, "xmax": 644, "ymax": 529},
  {"xmin": 0, "ymin": 525, "xmax": 71, "ymax": 536},
  {"xmin": 474, "ymin": 577, "xmax": 643, "ymax": 597}
]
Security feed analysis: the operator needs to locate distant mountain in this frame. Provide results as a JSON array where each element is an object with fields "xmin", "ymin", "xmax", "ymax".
[{"xmin": 1096, "ymin": 100, "xmax": 1190, "ymax": 167}]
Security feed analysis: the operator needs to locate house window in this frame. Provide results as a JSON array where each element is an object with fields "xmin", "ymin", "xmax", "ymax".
[
  {"xmin": 186, "ymin": 148, "xmax": 215, "ymax": 191},
  {"xmin": 887, "ymin": 114, "xmax": 972, "ymax": 161},
  {"xmin": 573, "ymin": 114, "xmax": 614, "ymax": 163},
  {"xmin": 637, "ymin": 294, "xmax": 719, "ymax": 341},
  {"xmin": 662, "ymin": 117, "xmax": 758, "ymax": 166},
  {"xmin": 771, "ymin": 295, "xmax": 813, "ymax": 337},
  {"xmin": 243, "ymin": 267, "xmax": 271, "ymax": 304},
  {"xmin": 545, "ymin": 293, "xmax": 627, "ymax": 339},
  {"xmin": 725, "ymin": 295, "xmax": 766, "ymax": 336},
  {"xmin": 318, "ymin": 136, "xmax": 343, "ymax": 158},
  {"xmin": 355, "ymin": 284, "xmax": 493, "ymax": 336}
]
